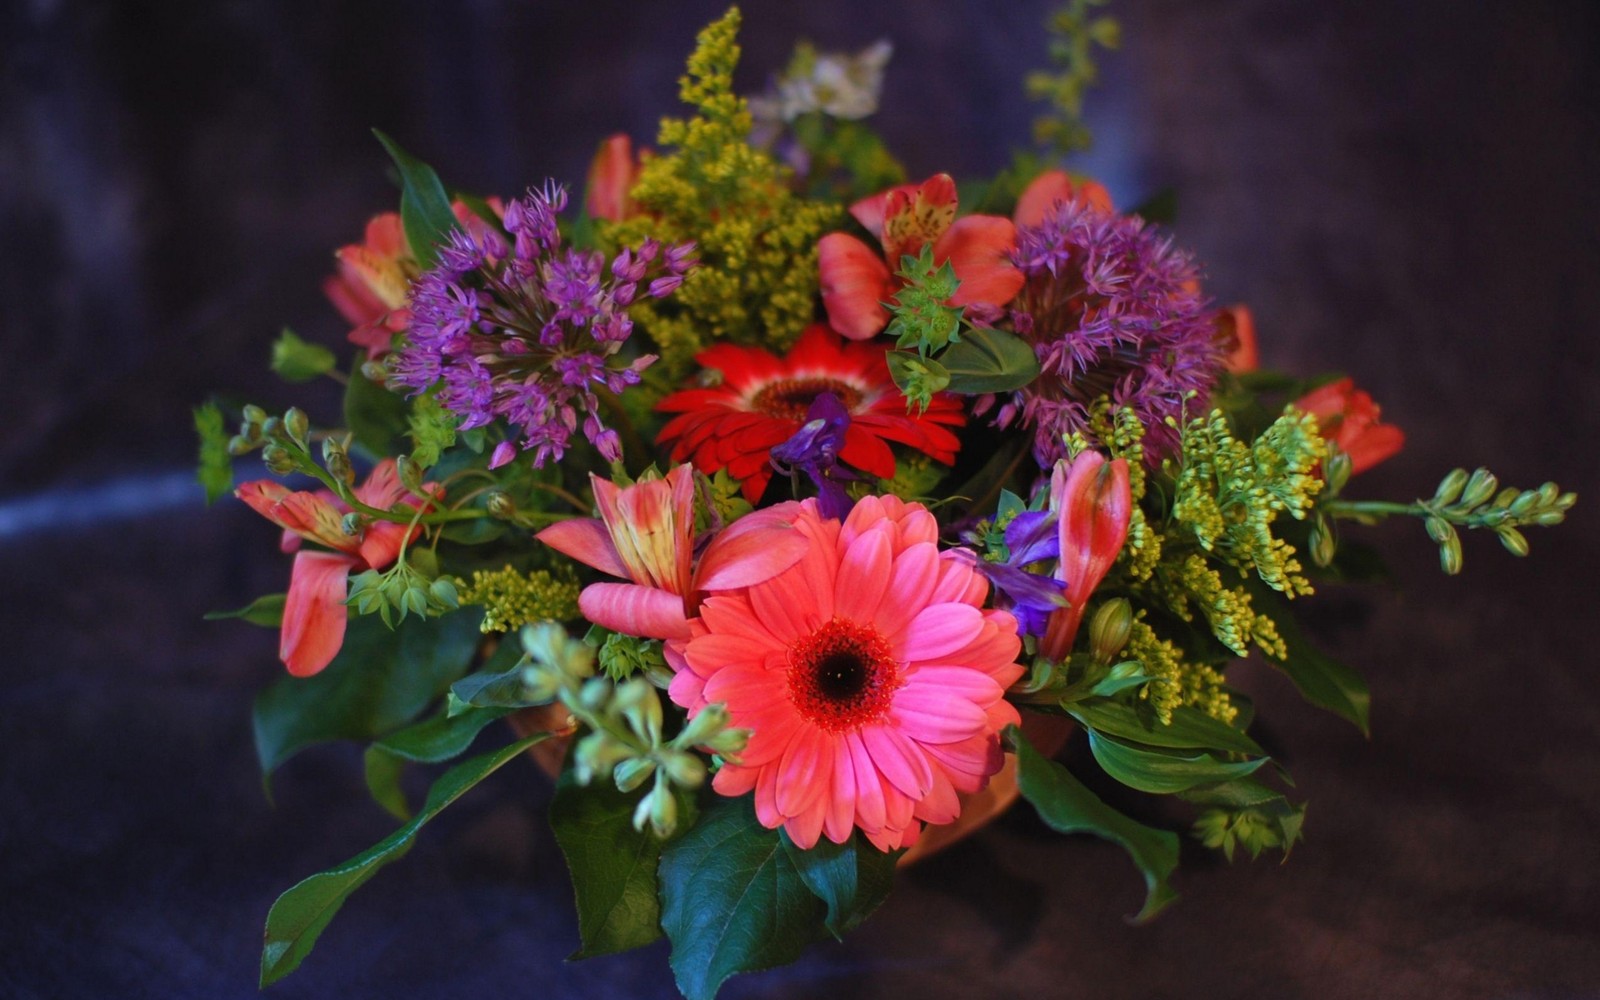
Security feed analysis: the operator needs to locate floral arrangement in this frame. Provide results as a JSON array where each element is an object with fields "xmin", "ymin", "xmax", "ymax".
[{"xmin": 197, "ymin": 8, "xmax": 1576, "ymax": 998}]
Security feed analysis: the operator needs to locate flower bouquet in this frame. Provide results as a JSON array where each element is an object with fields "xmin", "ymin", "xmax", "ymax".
[{"xmin": 196, "ymin": 7, "xmax": 1577, "ymax": 998}]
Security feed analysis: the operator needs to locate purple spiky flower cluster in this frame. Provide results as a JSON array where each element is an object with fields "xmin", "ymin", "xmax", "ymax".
[
  {"xmin": 996, "ymin": 199, "xmax": 1223, "ymax": 466},
  {"xmin": 390, "ymin": 182, "xmax": 695, "ymax": 468}
]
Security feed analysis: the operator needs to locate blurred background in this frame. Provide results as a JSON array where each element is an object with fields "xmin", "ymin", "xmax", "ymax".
[{"xmin": 2, "ymin": 1, "xmax": 1597, "ymax": 997}]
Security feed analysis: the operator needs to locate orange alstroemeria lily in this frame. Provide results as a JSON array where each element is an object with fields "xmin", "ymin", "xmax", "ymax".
[
  {"xmin": 1214, "ymin": 304, "xmax": 1259, "ymax": 374},
  {"xmin": 1294, "ymin": 377, "xmax": 1405, "ymax": 475},
  {"xmin": 1039, "ymin": 450, "xmax": 1132, "ymax": 663},
  {"xmin": 1012, "ymin": 168, "xmax": 1114, "ymax": 228},
  {"xmin": 585, "ymin": 133, "xmax": 645, "ymax": 223},
  {"xmin": 535, "ymin": 465, "xmax": 809, "ymax": 641},
  {"xmin": 235, "ymin": 459, "xmax": 431, "ymax": 676},
  {"xmin": 818, "ymin": 173, "xmax": 1026, "ymax": 340}
]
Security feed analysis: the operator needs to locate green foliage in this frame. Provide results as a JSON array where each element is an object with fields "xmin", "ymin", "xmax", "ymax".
[
  {"xmin": 1183, "ymin": 778, "xmax": 1305, "ymax": 862},
  {"xmin": 362, "ymin": 704, "xmax": 512, "ymax": 820},
  {"xmin": 1009, "ymin": 725, "xmax": 1180, "ymax": 923},
  {"xmin": 348, "ymin": 554, "xmax": 460, "ymax": 628},
  {"xmin": 1026, "ymin": 0, "xmax": 1120, "ymax": 155},
  {"xmin": 407, "ymin": 392, "xmax": 459, "ymax": 470},
  {"xmin": 780, "ymin": 829, "xmax": 897, "ymax": 939},
  {"xmin": 204, "ymin": 593, "xmax": 286, "ymax": 627},
  {"xmin": 252, "ymin": 612, "xmax": 481, "ymax": 783},
  {"xmin": 939, "ymin": 326, "xmax": 1042, "ymax": 395},
  {"xmin": 270, "ymin": 328, "xmax": 338, "ymax": 383},
  {"xmin": 658, "ymin": 795, "xmax": 830, "ymax": 1000},
  {"xmin": 1065, "ymin": 700, "xmax": 1262, "ymax": 756},
  {"xmin": 604, "ymin": 8, "xmax": 839, "ymax": 373},
  {"xmin": 551, "ymin": 768, "xmax": 692, "ymax": 959},
  {"xmin": 372, "ymin": 129, "xmax": 458, "ymax": 268},
  {"xmin": 343, "ymin": 363, "xmax": 410, "ymax": 460},
  {"xmin": 193, "ymin": 402, "xmax": 234, "ymax": 504},
  {"xmin": 884, "ymin": 246, "xmax": 965, "ymax": 355},
  {"xmin": 259, "ymin": 734, "xmax": 544, "ymax": 987},
  {"xmin": 1085, "ymin": 730, "xmax": 1266, "ymax": 795},
  {"xmin": 597, "ymin": 631, "xmax": 670, "ymax": 684},
  {"xmin": 1245, "ymin": 578, "xmax": 1371, "ymax": 736},
  {"xmin": 789, "ymin": 113, "xmax": 905, "ymax": 201}
]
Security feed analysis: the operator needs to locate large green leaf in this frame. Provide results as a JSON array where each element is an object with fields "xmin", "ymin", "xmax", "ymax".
[
  {"xmin": 252, "ymin": 612, "xmax": 481, "ymax": 784},
  {"xmin": 204, "ymin": 593, "xmax": 285, "ymax": 627},
  {"xmin": 1066, "ymin": 701, "xmax": 1264, "ymax": 756},
  {"xmin": 1087, "ymin": 731, "xmax": 1266, "ymax": 794},
  {"xmin": 780, "ymin": 830, "xmax": 897, "ymax": 939},
  {"xmin": 1009, "ymin": 726, "xmax": 1180, "ymax": 923},
  {"xmin": 372, "ymin": 129, "xmax": 458, "ymax": 268},
  {"xmin": 551, "ymin": 770, "xmax": 695, "ymax": 959},
  {"xmin": 659, "ymin": 796, "xmax": 828, "ymax": 1000},
  {"xmin": 938, "ymin": 326, "xmax": 1041, "ymax": 394},
  {"xmin": 260, "ymin": 734, "xmax": 543, "ymax": 987},
  {"xmin": 363, "ymin": 705, "xmax": 513, "ymax": 820},
  {"xmin": 1246, "ymin": 579, "xmax": 1371, "ymax": 735},
  {"xmin": 343, "ymin": 362, "xmax": 410, "ymax": 462}
]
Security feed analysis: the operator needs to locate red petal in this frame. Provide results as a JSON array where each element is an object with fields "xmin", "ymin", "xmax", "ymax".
[
  {"xmin": 818, "ymin": 233, "xmax": 893, "ymax": 340},
  {"xmin": 935, "ymin": 216, "xmax": 1024, "ymax": 308},
  {"xmin": 1014, "ymin": 169, "xmax": 1114, "ymax": 227},
  {"xmin": 536, "ymin": 517, "xmax": 630, "ymax": 579},
  {"xmin": 839, "ymin": 425, "xmax": 896, "ymax": 480},
  {"xmin": 281, "ymin": 551, "xmax": 356, "ymax": 676}
]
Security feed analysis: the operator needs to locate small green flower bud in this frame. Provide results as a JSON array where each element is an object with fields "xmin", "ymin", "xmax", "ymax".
[
  {"xmin": 360, "ymin": 360, "xmax": 387, "ymax": 385},
  {"xmin": 632, "ymin": 777, "xmax": 678, "ymax": 837},
  {"xmin": 1491, "ymin": 487, "xmax": 1519, "ymax": 510},
  {"xmin": 518, "ymin": 663, "xmax": 563, "ymax": 704},
  {"xmin": 397, "ymin": 455, "xmax": 425, "ymax": 496},
  {"xmin": 613, "ymin": 756, "xmax": 656, "ymax": 794},
  {"xmin": 1538, "ymin": 482, "xmax": 1561, "ymax": 506},
  {"xmin": 704, "ymin": 726, "xmax": 751, "ymax": 758},
  {"xmin": 1459, "ymin": 468, "xmax": 1498, "ymax": 509},
  {"xmin": 1323, "ymin": 450, "xmax": 1352, "ymax": 497},
  {"xmin": 1508, "ymin": 491, "xmax": 1539, "ymax": 517},
  {"xmin": 283, "ymin": 407, "xmax": 310, "ymax": 446},
  {"xmin": 1088, "ymin": 598, "xmax": 1133, "ymax": 665},
  {"xmin": 341, "ymin": 512, "xmax": 364, "ymax": 536},
  {"xmin": 578, "ymin": 677, "xmax": 611, "ymax": 712},
  {"xmin": 242, "ymin": 404, "xmax": 267, "ymax": 427},
  {"xmin": 262, "ymin": 444, "xmax": 297, "ymax": 476},
  {"xmin": 674, "ymin": 703, "xmax": 731, "ymax": 749},
  {"xmin": 1424, "ymin": 516, "xmax": 1454, "ymax": 545},
  {"xmin": 1433, "ymin": 468, "xmax": 1469, "ymax": 505},
  {"xmin": 1309, "ymin": 518, "xmax": 1337, "ymax": 568},
  {"xmin": 658, "ymin": 749, "xmax": 706, "ymax": 790},
  {"xmin": 1498, "ymin": 527, "xmax": 1530, "ymax": 557},
  {"xmin": 227, "ymin": 434, "xmax": 255, "ymax": 456},
  {"xmin": 485, "ymin": 491, "xmax": 517, "ymax": 519},
  {"xmin": 261, "ymin": 415, "xmax": 282, "ymax": 439},
  {"xmin": 402, "ymin": 586, "xmax": 429, "ymax": 618},
  {"xmin": 1534, "ymin": 509, "xmax": 1567, "ymax": 527},
  {"xmin": 573, "ymin": 731, "xmax": 628, "ymax": 786},
  {"xmin": 614, "ymin": 678, "xmax": 663, "ymax": 745},
  {"xmin": 1439, "ymin": 533, "xmax": 1463, "ymax": 575},
  {"xmin": 428, "ymin": 577, "xmax": 459, "ymax": 610}
]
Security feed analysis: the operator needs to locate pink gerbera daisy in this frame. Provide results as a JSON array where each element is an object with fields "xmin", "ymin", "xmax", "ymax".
[{"xmin": 668, "ymin": 495, "xmax": 1025, "ymax": 851}]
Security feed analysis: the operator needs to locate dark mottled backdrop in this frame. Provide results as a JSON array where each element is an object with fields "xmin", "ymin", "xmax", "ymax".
[{"xmin": 2, "ymin": 1, "xmax": 1597, "ymax": 997}]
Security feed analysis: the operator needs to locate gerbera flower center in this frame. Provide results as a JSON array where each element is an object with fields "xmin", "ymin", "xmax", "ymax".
[
  {"xmin": 787, "ymin": 617, "xmax": 900, "ymax": 732},
  {"xmin": 752, "ymin": 378, "xmax": 863, "ymax": 421}
]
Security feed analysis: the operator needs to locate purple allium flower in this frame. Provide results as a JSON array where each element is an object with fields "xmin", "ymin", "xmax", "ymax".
[
  {"xmin": 1005, "ymin": 200, "xmax": 1224, "ymax": 465},
  {"xmin": 391, "ymin": 182, "xmax": 694, "ymax": 468}
]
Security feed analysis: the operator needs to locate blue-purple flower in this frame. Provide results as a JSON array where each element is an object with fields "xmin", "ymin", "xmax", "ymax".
[
  {"xmin": 390, "ymin": 183, "xmax": 695, "ymax": 468},
  {"xmin": 996, "ymin": 200, "xmax": 1223, "ymax": 465}
]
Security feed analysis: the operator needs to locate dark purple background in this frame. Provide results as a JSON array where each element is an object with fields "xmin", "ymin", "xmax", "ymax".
[{"xmin": 3, "ymin": 1, "xmax": 1598, "ymax": 997}]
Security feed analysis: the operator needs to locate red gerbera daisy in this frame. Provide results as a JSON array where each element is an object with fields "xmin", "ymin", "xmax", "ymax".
[{"xmin": 656, "ymin": 324, "xmax": 965, "ymax": 502}]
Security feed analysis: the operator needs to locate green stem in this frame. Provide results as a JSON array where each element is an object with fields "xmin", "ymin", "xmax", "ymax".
[{"xmin": 1323, "ymin": 499, "xmax": 1423, "ymax": 520}]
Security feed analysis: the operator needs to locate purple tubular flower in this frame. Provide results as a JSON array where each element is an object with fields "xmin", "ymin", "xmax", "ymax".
[
  {"xmin": 770, "ymin": 391, "xmax": 855, "ymax": 519},
  {"xmin": 390, "ymin": 180, "xmax": 695, "ymax": 469},
  {"xmin": 1008, "ymin": 200, "xmax": 1225, "ymax": 465},
  {"xmin": 971, "ymin": 509, "xmax": 1068, "ymax": 637}
]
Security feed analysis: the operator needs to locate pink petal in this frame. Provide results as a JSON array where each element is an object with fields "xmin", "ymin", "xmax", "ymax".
[
  {"xmin": 833, "ymin": 528, "xmax": 891, "ymax": 624},
  {"xmin": 712, "ymin": 763, "xmax": 758, "ymax": 796},
  {"xmin": 895, "ymin": 603, "xmax": 984, "ymax": 662},
  {"xmin": 776, "ymin": 729, "xmax": 830, "ymax": 817},
  {"xmin": 281, "ymin": 551, "xmax": 356, "ymax": 677},
  {"xmin": 861, "ymin": 725, "xmax": 934, "ymax": 799},
  {"xmin": 695, "ymin": 519, "xmax": 810, "ymax": 591},
  {"xmin": 784, "ymin": 794, "xmax": 829, "ymax": 850},
  {"xmin": 686, "ymin": 634, "xmax": 771, "ymax": 677},
  {"xmin": 890, "ymin": 685, "xmax": 989, "ymax": 744},
  {"xmin": 823, "ymin": 739, "xmax": 857, "ymax": 844},
  {"xmin": 911, "ymin": 771, "xmax": 961, "ymax": 825},
  {"xmin": 874, "ymin": 542, "xmax": 940, "ymax": 639},
  {"xmin": 577, "ymin": 582, "xmax": 690, "ymax": 641},
  {"xmin": 535, "ymin": 518, "xmax": 630, "ymax": 579},
  {"xmin": 845, "ymin": 731, "xmax": 888, "ymax": 833},
  {"xmin": 818, "ymin": 233, "xmax": 893, "ymax": 340}
]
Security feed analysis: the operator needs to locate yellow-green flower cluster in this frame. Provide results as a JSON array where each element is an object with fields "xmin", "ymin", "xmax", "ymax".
[
  {"xmin": 1159, "ymin": 553, "xmax": 1286, "ymax": 659},
  {"xmin": 1124, "ymin": 615, "xmax": 1235, "ymax": 725},
  {"xmin": 1170, "ymin": 408, "xmax": 1325, "ymax": 597},
  {"xmin": 456, "ymin": 566, "xmax": 580, "ymax": 634},
  {"xmin": 604, "ymin": 8, "xmax": 839, "ymax": 373}
]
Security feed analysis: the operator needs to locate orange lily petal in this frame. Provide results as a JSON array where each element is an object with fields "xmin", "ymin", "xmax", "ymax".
[
  {"xmin": 934, "ymin": 216, "xmax": 1025, "ymax": 308},
  {"xmin": 818, "ymin": 233, "xmax": 894, "ymax": 340},
  {"xmin": 578, "ymin": 582, "xmax": 692, "ymax": 641},
  {"xmin": 1014, "ymin": 169, "xmax": 1114, "ymax": 227},
  {"xmin": 281, "ymin": 551, "xmax": 357, "ymax": 676}
]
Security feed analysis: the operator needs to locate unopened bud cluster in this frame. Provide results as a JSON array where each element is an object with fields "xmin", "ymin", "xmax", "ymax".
[
  {"xmin": 349, "ymin": 550, "xmax": 459, "ymax": 627},
  {"xmin": 1420, "ymin": 467, "xmax": 1577, "ymax": 575}
]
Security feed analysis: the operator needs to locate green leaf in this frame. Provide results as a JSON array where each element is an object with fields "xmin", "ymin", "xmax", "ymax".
[
  {"xmin": 252, "ymin": 612, "xmax": 482, "ymax": 784},
  {"xmin": 449, "ymin": 663, "xmax": 540, "ymax": 712},
  {"xmin": 939, "ymin": 326, "xmax": 1041, "ymax": 394},
  {"xmin": 780, "ymin": 830, "xmax": 897, "ymax": 939},
  {"xmin": 1246, "ymin": 579, "xmax": 1371, "ymax": 736},
  {"xmin": 204, "ymin": 593, "xmax": 285, "ymax": 627},
  {"xmin": 407, "ymin": 391, "xmax": 459, "ymax": 470},
  {"xmin": 1087, "ymin": 731, "xmax": 1266, "ymax": 795},
  {"xmin": 343, "ymin": 363, "xmax": 410, "ymax": 461},
  {"xmin": 372, "ymin": 129, "xmax": 458, "ymax": 268},
  {"xmin": 1065, "ymin": 701, "xmax": 1264, "ymax": 756},
  {"xmin": 1130, "ymin": 187, "xmax": 1177, "ymax": 226},
  {"xmin": 260, "ymin": 734, "xmax": 543, "ymax": 987},
  {"xmin": 1010, "ymin": 725, "xmax": 1180, "ymax": 923},
  {"xmin": 270, "ymin": 328, "xmax": 338, "ymax": 383},
  {"xmin": 659, "ymin": 796, "xmax": 828, "ymax": 1000},
  {"xmin": 1177, "ymin": 776, "xmax": 1287, "ymax": 810},
  {"xmin": 363, "ymin": 705, "xmax": 513, "ymax": 820},
  {"xmin": 193, "ymin": 402, "xmax": 233, "ymax": 505},
  {"xmin": 551, "ymin": 770, "xmax": 695, "ymax": 959}
]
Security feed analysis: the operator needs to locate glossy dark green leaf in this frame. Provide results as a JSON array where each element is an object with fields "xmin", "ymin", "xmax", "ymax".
[
  {"xmin": 551, "ymin": 770, "xmax": 695, "ymax": 959},
  {"xmin": 1176, "ymin": 776, "xmax": 1286, "ymax": 810},
  {"xmin": 342, "ymin": 363, "xmax": 410, "ymax": 462},
  {"xmin": 659, "ymin": 796, "xmax": 827, "ymax": 1000},
  {"xmin": 260, "ymin": 734, "xmax": 543, "ymax": 987},
  {"xmin": 1246, "ymin": 579, "xmax": 1371, "ymax": 736},
  {"xmin": 252, "ymin": 612, "xmax": 481, "ymax": 784},
  {"xmin": 193, "ymin": 402, "xmax": 233, "ymax": 504},
  {"xmin": 204, "ymin": 593, "xmax": 285, "ymax": 627},
  {"xmin": 938, "ymin": 325, "xmax": 1041, "ymax": 394},
  {"xmin": 373, "ymin": 129, "xmax": 458, "ymax": 268},
  {"xmin": 780, "ymin": 830, "xmax": 897, "ymax": 939},
  {"xmin": 1087, "ymin": 731, "xmax": 1266, "ymax": 794},
  {"xmin": 363, "ymin": 705, "xmax": 513, "ymax": 820},
  {"xmin": 1066, "ymin": 701, "xmax": 1263, "ymax": 756},
  {"xmin": 1009, "ymin": 725, "xmax": 1179, "ymax": 923}
]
